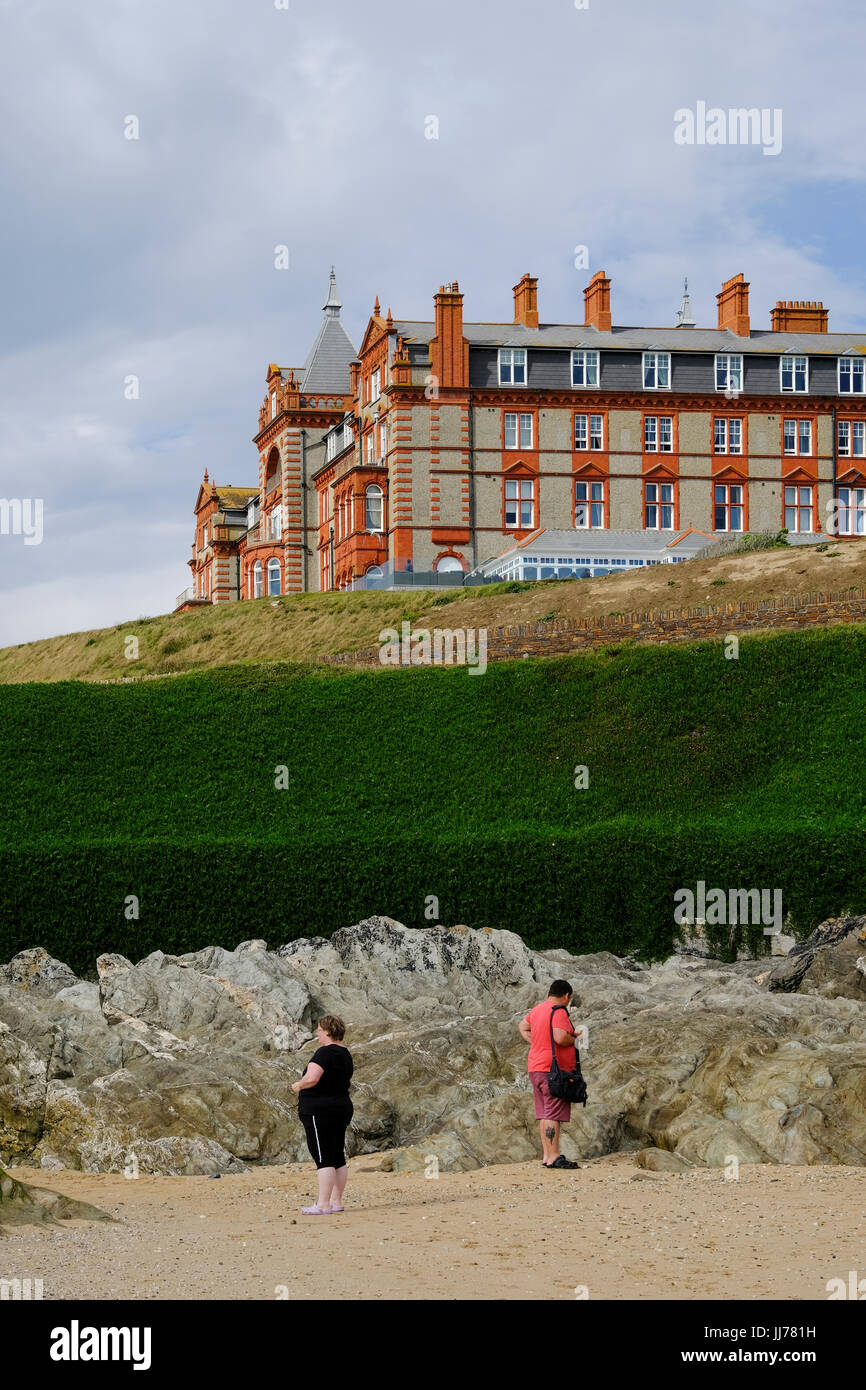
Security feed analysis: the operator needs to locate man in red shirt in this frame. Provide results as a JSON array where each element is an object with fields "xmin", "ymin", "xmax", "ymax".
[{"xmin": 519, "ymin": 980, "xmax": 579, "ymax": 1170}]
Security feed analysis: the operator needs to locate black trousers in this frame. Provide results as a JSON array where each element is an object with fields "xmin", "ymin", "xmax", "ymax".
[{"xmin": 300, "ymin": 1103, "xmax": 353, "ymax": 1169}]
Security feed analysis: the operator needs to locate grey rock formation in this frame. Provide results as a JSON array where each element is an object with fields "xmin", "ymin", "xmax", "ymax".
[{"xmin": 0, "ymin": 915, "xmax": 864, "ymax": 1175}]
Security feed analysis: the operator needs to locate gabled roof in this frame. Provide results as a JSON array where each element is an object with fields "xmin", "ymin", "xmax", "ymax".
[{"xmin": 290, "ymin": 269, "xmax": 358, "ymax": 392}]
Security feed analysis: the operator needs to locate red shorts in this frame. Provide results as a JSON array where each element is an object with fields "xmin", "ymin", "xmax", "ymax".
[{"xmin": 530, "ymin": 1071, "xmax": 571, "ymax": 1123}]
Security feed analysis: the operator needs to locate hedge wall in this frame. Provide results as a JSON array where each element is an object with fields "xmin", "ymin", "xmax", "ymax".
[{"xmin": 0, "ymin": 826, "xmax": 862, "ymax": 976}]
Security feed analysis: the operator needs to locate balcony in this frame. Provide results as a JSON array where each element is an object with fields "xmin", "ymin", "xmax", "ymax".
[{"xmin": 175, "ymin": 587, "xmax": 211, "ymax": 609}]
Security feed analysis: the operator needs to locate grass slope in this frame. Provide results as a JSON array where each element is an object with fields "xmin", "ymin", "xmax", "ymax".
[
  {"xmin": 1, "ymin": 625, "xmax": 865, "ymax": 971},
  {"xmin": 2, "ymin": 539, "xmax": 865, "ymax": 685}
]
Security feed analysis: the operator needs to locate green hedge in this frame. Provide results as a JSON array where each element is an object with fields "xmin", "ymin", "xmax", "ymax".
[
  {"xmin": 2, "ymin": 626, "xmax": 866, "ymax": 973},
  {"xmin": 0, "ymin": 827, "xmax": 862, "ymax": 976}
]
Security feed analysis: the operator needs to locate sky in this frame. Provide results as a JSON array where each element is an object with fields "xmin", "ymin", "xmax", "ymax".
[{"xmin": 1, "ymin": 0, "xmax": 865, "ymax": 645}]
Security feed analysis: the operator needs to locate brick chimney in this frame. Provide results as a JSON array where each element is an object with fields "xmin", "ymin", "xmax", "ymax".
[
  {"xmin": 770, "ymin": 300, "xmax": 829, "ymax": 334},
  {"xmin": 513, "ymin": 273, "xmax": 539, "ymax": 328},
  {"xmin": 430, "ymin": 281, "xmax": 469, "ymax": 389},
  {"xmin": 717, "ymin": 273, "xmax": 750, "ymax": 337},
  {"xmin": 583, "ymin": 271, "xmax": 612, "ymax": 332}
]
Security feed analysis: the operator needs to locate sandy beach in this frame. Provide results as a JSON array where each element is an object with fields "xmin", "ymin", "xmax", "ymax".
[{"xmin": 4, "ymin": 1155, "xmax": 865, "ymax": 1301}]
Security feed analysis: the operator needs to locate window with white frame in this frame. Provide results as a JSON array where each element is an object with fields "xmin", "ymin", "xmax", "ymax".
[
  {"xmin": 371, "ymin": 367, "xmax": 381, "ymax": 400},
  {"xmin": 378, "ymin": 422, "xmax": 387, "ymax": 459},
  {"xmin": 365, "ymin": 483, "xmax": 383, "ymax": 532},
  {"xmin": 714, "ymin": 483, "xmax": 744, "ymax": 532},
  {"xmin": 838, "ymin": 420, "xmax": 866, "ymax": 456},
  {"xmin": 498, "ymin": 348, "xmax": 527, "ymax": 386},
  {"xmin": 504, "ymin": 476, "xmax": 534, "ymax": 528},
  {"xmin": 574, "ymin": 414, "xmax": 604, "ymax": 451},
  {"xmin": 784, "ymin": 485, "xmax": 814, "ymax": 532},
  {"xmin": 267, "ymin": 557, "xmax": 281, "ymax": 596},
  {"xmin": 574, "ymin": 479, "xmax": 605, "ymax": 528},
  {"xmin": 571, "ymin": 350, "xmax": 599, "ymax": 387},
  {"xmin": 715, "ymin": 354, "xmax": 743, "ymax": 393},
  {"xmin": 326, "ymin": 432, "xmax": 338, "ymax": 461},
  {"xmin": 644, "ymin": 481, "xmax": 674, "ymax": 529},
  {"xmin": 783, "ymin": 419, "xmax": 812, "ymax": 455},
  {"xmin": 504, "ymin": 412, "xmax": 533, "ymax": 449},
  {"xmin": 365, "ymin": 434, "xmax": 374, "ymax": 465},
  {"xmin": 271, "ymin": 393, "xmax": 277, "ymax": 419},
  {"xmin": 714, "ymin": 417, "xmax": 743, "ymax": 454},
  {"xmin": 253, "ymin": 561, "xmax": 263, "ymax": 599},
  {"xmin": 838, "ymin": 358, "xmax": 866, "ymax": 394},
  {"xmin": 644, "ymin": 415, "xmax": 673, "ymax": 452},
  {"xmin": 781, "ymin": 355, "xmax": 808, "ymax": 393},
  {"xmin": 643, "ymin": 351, "xmax": 670, "ymax": 389},
  {"xmin": 269, "ymin": 509, "xmax": 282, "ymax": 540},
  {"xmin": 837, "ymin": 486, "xmax": 866, "ymax": 535}
]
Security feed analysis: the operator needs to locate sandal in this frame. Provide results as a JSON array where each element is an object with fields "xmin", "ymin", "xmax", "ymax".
[{"xmin": 301, "ymin": 1204, "xmax": 330, "ymax": 1215}]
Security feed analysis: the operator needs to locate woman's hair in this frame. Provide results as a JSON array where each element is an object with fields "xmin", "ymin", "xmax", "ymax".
[{"xmin": 318, "ymin": 1014, "xmax": 346, "ymax": 1041}]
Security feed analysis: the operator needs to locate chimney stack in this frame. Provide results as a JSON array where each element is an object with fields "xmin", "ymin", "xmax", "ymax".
[
  {"xmin": 583, "ymin": 271, "xmax": 612, "ymax": 332},
  {"xmin": 717, "ymin": 273, "xmax": 750, "ymax": 337},
  {"xmin": 430, "ymin": 281, "xmax": 469, "ymax": 389},
  {"xmin": 770, "ymin": 300, "xmax": 828, "ymax": 334},
  {"xmin": 513, "ymin": 273, "xmax": 539, "ymax": 329}
]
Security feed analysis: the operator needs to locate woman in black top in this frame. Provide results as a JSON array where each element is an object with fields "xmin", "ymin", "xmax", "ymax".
[{"xmin": 291, "ymin": 1014, "xmax": 354, "ymax": 1215}]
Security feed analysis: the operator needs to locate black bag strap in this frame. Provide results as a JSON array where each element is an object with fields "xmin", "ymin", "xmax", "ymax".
[{"xmin": 548, "ymin": 1004, "xmax": 569, "ymax": 1071}]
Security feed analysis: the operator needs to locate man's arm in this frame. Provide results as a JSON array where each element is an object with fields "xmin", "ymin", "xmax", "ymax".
[
  {"xmin": 551, "ymin": 1005, "xmax": 575, "ymax": 1046},
  {"xmin": 518, "ymin": 1018, "xmax": 532, "ymax": 1043}
]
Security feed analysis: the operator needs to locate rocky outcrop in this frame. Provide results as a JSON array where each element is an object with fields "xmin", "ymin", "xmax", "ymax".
[
  {"xmin": 766, "ymin": 915, "xmax": 866, "ymax": 999},
  {"xmin": 0, "ymin": 1166, "xmax": 111, "ymax": 1230},
  {"xmin": 0, "ymin": 918, "xmax": 865, "ymax": 1175}
]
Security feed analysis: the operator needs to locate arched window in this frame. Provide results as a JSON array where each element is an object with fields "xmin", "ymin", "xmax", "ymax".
[
  {"xmin": 365, "ymin": 564, "xmax": 383, "ymax": 578},
  {"xmin": 267, "ymin": 557, "xmax": 281, "ymax": 596},
  {"xmin": 436, "ymin": 555, "xmax": 464, "ymax": 573},
  {"xmin": 365, "ymin": 484, "xmax": 383, "ymax": 532},
  {"xmin": 253, "ymin": 561, "xmax": 263, "ymax": 599},
  {"xmin": 264, "ymin": 449, "xmax": 280, "ymax": 495}
]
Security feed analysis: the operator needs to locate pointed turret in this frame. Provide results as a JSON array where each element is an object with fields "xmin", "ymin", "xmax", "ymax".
[
  {"xmin": 675, "ymin": 277, "xmax": 696, "ymax": 328},
  {"xmin": 324, "ymin": 266, "xmax": 342, "ymax": 317}
]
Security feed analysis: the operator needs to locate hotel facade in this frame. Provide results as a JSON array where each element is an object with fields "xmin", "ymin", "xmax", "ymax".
[{"xmin": 178, "ymin": 268, "xmax": 866, "ymax": 606}]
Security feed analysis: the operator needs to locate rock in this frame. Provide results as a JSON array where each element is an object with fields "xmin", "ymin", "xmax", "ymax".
[
  {"xmin": 2, "ymin": 916, "xmax": 866, "ymax": 1175},
  {"xmin": 767, "ymin": 915, "xmax": 866, "ymax": 999},
  {"xmin": 0, "ymin": 1166, "xmax": 112, "ymax": 1229},
  {"xmin": 635, "ymin": 1147, "xmax": 692, "ymax": 1173},
  {"xmin": 1, "ymin": 948, "xmax": 79, "ymax": 997}
]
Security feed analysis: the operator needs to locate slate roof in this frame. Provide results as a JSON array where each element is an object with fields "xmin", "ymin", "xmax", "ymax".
[
  {"xmin": 214, "ymin": 487, "xmax": 259, "ymax": 510},
  {"xmin": 283, "ymin": 270, "xmax": 358, "ymax": 393},
  {"xmin": 392, "ymin": 321, "xmax": 866, "ymax": 356}
]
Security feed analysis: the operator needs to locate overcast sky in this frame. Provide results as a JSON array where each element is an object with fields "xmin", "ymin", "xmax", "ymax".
[{"xmin": 1, "ymin": 0, "xmax": 864, "ymax": 645}]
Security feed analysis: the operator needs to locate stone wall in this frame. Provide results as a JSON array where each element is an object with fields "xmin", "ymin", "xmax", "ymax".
[{"xmin": 321, "ymin": 586, "xmax": 866, "ymax": 667}]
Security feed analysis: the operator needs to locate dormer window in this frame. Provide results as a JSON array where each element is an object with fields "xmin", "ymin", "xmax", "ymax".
[
  {"xmin": 642, "ymin": 352, "xmax": 670, "ymax": 389},
  {"xmin": 715, "ymin": 354, "xmax": 743, "ymax": 393},
  {"xmin": 780, "ymin": 355, "xmax": 808, "ymax": 393},
  {"xmin": 499, "ymin": 348, "xmax": 527, "ymax": 386},
  {"xmin": 838, "ymin": 357, "xmax": 866, "ymax": 394},
  {"xmin": 571, "ymin": 350, "xmax": 599, "ymax": 387}
]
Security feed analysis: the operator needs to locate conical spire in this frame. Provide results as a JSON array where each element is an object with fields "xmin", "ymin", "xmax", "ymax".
[
  {"xmin": 675, "ymin": 277, "xmax": 696, "ymax": 328},
  {"xmin": 324, "ymin": 266, "xmax": 342, "ymax": 317}
]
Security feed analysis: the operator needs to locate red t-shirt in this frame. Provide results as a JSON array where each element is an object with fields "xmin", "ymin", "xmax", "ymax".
[{"xmin": 524, "ymin": 1000, "xmax": 576, "ymax": 1073}]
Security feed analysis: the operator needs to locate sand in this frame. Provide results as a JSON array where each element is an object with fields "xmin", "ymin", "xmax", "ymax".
[{"xmin": 3, "ymin": 1155, "xmax": 865, "ymax": 1301}]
